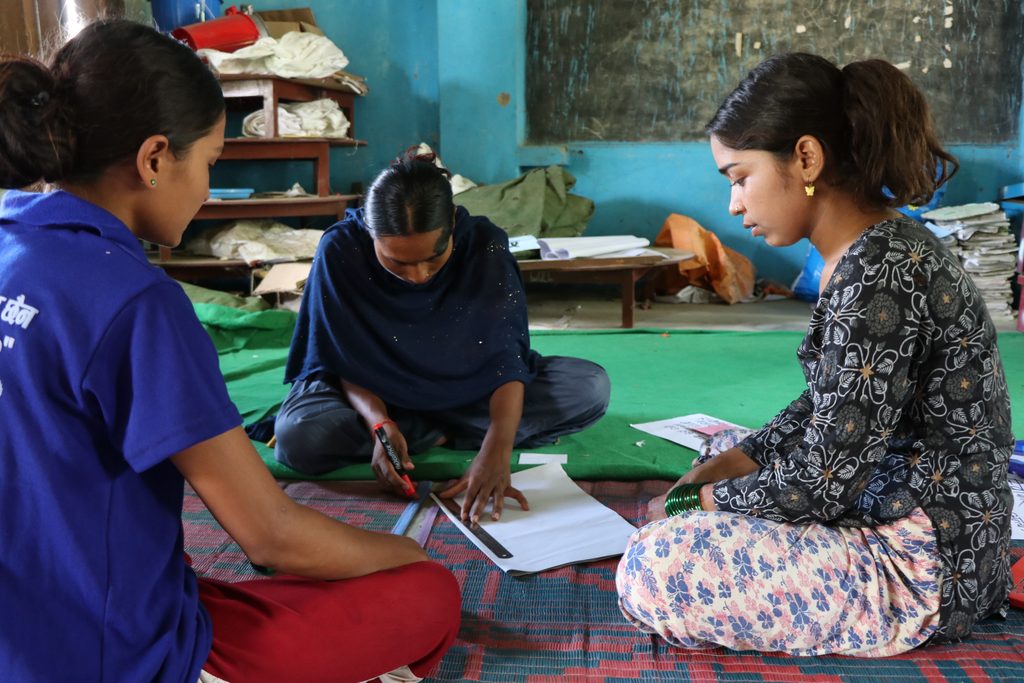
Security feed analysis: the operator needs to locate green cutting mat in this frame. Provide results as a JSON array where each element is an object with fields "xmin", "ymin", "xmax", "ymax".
[{"xmin": 195, "ymin": 303, "xmax": 1024, "ymax": 482}]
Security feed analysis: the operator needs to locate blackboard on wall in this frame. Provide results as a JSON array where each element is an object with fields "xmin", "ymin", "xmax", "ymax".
[{"xmin": 526, "ymin": 0, "xmax": 1024, "ymax": 144}]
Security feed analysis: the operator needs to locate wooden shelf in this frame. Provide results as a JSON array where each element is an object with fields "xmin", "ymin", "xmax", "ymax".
[
  {"xmin": 219, "ymin": 73, "xmax": 363, "ymax": 139},
  {"xmin": 149, "ymin": 255, "xmax": 260, "ymax": 289},
  {"xmin": 218, "ymin": 73, "xmax": 365, "ymax": 95},
  {"xmin": 194, "ymin": 195, "xmax": 359, "ymax": 221},
  {"xmin": 158, "ymin": 195, "xmax": 359, "ymax": 262},
  {"xmin": 159, "ymin": 196, "xmax": 360, "ymax": 266},
  {"xmin": 222, "ymin": 137, "xmax": 367, "ymax": 150},
  {"xmin": 219, "ymin": 138, "xmax": 365, "ymax": 195},
  {"xmin": 149, "ymin": 255, "xmax": 251, "ymax": 269},
  {"xmin": 163, "ymin": 74, "xmax": 368, "ymax": 289}
]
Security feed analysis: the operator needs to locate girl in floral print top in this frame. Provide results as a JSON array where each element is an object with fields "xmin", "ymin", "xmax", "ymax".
[{"xmin": 619, "ymin": 53, "xmax": 1013, "ymax": 652}]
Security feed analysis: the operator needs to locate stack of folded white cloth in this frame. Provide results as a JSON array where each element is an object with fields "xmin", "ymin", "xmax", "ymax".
[
  {"xmin": 242, "ymin": 98, "xmax": 350, "ymax": 138},
  {"xmin": 199, "ymin": 32, "xmax": 349, "ymax": 80}
]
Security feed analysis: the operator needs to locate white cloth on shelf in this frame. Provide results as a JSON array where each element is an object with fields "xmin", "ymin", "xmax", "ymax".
[
  {"xmin": 242, "ymin": 99, "xmax": 350, "ymax": 138},
  {"xmin": 199, "ymin": 32, "xmax": 349, "ymax": 80},
  {"xmin": 187, "ymin": 220, "xmax": 324, "ymax": 263}
]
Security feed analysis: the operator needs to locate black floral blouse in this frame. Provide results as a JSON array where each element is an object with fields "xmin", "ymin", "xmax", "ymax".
[{"xmin": 713, "ymin": 217, "xmax": 1014, "ymax": 642}]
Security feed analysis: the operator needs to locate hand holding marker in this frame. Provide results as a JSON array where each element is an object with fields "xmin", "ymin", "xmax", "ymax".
[{"xmin": 374, "ymin": 421, "xmax": 417, "ymax": 497}]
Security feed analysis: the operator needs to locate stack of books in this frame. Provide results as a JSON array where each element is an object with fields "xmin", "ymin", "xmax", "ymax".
[{"xmin": 922, "ymin": 202, "xmax": 1018, "ymax": 318}]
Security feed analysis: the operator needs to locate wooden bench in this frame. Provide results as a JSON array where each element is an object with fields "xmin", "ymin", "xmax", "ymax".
[{"xmin": 518, "ymin": 248, "xmax": 694, "ymax": 328}]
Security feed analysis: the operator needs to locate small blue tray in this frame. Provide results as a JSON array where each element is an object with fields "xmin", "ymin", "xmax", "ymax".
[{"xmin": 209, "ymin": 188, "xmax": 255, "ymax": 200}]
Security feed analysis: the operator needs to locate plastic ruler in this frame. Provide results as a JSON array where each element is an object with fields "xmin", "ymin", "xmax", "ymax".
[{"xmin": 391, "ymin": 481, "xmax": 440, "ymax": 547}]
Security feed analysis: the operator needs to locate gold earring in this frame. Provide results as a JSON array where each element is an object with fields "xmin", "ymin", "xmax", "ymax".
[
  {"xmin": 150, "ymin": 178, "xmax": 157, "ymax": 187},
  {"xmin": 804, "ymin": 183, "xmax": 815, "ymax": 197}
]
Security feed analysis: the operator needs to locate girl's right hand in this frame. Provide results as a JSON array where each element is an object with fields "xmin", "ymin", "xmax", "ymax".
[{"xmin": 370, "ymin": 422, "xmax": 415, "ymax": 494}]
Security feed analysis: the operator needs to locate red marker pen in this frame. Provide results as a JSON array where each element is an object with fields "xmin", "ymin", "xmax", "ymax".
[{"xmin": 373, "ymin": 423, "xmax": 416, "ymax": 497}]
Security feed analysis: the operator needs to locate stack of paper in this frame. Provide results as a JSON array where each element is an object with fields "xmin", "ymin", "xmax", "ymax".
[
  {"xmin": 630, "ymin": 414, "xmax": 751, "ymax": 452},
  {"xmin": 923, "ymin": 203, "xmax": 1018, "ymax": 318},
  {"xmin": 1010, "ymin": 475, "xmax": 1024, "ymax": 541},
  {"xmin": 538, "ymin": 235, "xmax": 651, "ymax": 260}
]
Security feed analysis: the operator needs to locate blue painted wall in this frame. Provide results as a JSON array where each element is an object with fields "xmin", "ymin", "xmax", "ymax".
[
  {"xmin": 232, "ymin": 1, "xmax": 1022, "ymax": 284},
  {"xmin": 437, "ymin": 0, "xmax": 1024, "ymax": 284},
  {"xmin": 242, "ymin": 0, "xmax": 440, "ymax": 189}
]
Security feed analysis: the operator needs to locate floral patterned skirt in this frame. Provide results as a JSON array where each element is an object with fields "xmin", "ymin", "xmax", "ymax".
[{"xmin": 616, "ymin": 507, "xmax": 942, "ymax": 657}]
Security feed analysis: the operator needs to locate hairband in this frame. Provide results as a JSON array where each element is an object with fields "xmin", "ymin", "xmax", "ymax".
[{"xmin": 30, "ymin": 91, "xmax": 50, "ymax": 108}]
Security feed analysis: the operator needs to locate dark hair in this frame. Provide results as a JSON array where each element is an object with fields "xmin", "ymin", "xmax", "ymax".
[
  {"xmin": 364, "ymin": 146, "xmax": 455, "ymax": 241},
  {"xmin": 706, "ymin": 53, "xmax": 957, "ymax": 209},
  {"xmin": 0, "ymin": 19, "xmax": 224, "ymax": 188}
]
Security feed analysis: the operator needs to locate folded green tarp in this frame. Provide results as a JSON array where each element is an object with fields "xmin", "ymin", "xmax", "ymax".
[{"xmin": 454, "ymin": 165, "xmax": 595, "ymax": 238}]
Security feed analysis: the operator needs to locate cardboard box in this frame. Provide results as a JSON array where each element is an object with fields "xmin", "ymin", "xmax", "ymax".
[
  {"xmin": 256, "ymin": 8, "xmax": 324, "ymax": 39},
  {"xmin": 253, "ymin": 262, "xmax": 312, "ymax": 295}
]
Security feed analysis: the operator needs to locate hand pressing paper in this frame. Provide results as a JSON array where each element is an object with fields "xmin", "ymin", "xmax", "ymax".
[{"xmin": 433, "ymin": 461, "xmax": 635, "ymax": 575}]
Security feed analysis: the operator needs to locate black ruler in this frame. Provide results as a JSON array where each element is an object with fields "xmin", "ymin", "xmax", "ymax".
[{"xmin": 436, "ymin": 496, "xmax": 513, "ymax": 559}]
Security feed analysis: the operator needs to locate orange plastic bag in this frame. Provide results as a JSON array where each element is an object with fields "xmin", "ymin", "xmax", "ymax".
[{"xmin": 654, "ymin": 213, "xmax": 755, "ymax": 304}]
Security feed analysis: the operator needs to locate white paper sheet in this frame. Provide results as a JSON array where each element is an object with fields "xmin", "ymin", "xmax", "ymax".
[
  {"xmin": 508, "ymin": 235, "xmax": 540, "ymax": 253},
  {"xmin": 630, "ymin": 413, "xmax": 749, "ymax": 451},
  {"xmin": 537, "ymin": 235, "xmax": 649, "ymax": 260},
  {"xmin": 1009, "ymin": 475, "xmax": 1024, "ymax": 541},
  {"xmin": 518, "ymin": 453, "xmax": 568, "ymax": 465},
  {"xmin": 432, "ymin": 461, "xmax": 636, "ymax": 575}
]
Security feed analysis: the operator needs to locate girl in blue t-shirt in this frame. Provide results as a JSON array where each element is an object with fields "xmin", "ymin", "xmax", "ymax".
[{"xmin": 0, "ymin": 20, "xmax": 459, "ymax": 683}]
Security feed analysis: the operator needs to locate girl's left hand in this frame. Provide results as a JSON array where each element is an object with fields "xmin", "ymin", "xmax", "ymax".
[
  {"xmin": 439, "ymin": 447, "xmax": 529, "ymax": 524},
  {"xmin": 646, "ymin": 493, "xmax": 669, "ymax": 523}
]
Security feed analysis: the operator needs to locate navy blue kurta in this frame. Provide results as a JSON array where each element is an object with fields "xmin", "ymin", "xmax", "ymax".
[{"xmin": 285, "ymin": 207, "xmax": 539, "ymax": 411}]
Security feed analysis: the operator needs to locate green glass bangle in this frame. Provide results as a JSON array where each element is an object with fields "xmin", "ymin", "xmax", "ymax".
[
  {"xmin": 664, "ymin": 483, "xmax": 705, "ymax": 517},
  {"xmin": 250, "ymin": 562, "xmax": 275, "ymax": 576}
]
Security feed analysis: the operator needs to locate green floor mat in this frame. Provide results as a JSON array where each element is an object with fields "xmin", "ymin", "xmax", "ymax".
[{"xmin": 196, "ymin": 303, "xmax": 1024, "ymax": 482}]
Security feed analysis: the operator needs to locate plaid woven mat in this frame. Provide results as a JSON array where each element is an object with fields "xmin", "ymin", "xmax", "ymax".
[{"xmin": 182, "ymin": 480, "xmax": 1024, "ymax": 682}]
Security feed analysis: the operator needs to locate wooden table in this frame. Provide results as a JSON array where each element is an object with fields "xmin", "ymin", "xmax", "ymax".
[{"xmin": 518, "ymin": 248, "xmax": 694, "ymax": 328}]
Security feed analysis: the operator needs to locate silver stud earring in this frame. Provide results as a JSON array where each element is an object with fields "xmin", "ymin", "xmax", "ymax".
[{"xmin": 150, "ymin": 179, "xmax": 157, "ymax": 187}]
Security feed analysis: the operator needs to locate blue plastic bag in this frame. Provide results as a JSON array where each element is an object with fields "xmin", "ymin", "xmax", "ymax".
[
  {"xmin": 150, "ymin": 0, "xmax": 221, "ymax": 32},
  {"xmin": 896, "ymin": 185, "xmax": 947, "ymax": 222},
  {"xmin": 792, "ymin": 243, "xmax": 825, "ymax": 302},
  {"xmin": 793, "ymin": 180, "xmax": 948, "ymax": 303}
]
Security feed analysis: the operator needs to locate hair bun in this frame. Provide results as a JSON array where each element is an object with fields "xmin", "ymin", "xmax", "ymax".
[
  {"xmin": 0, "ymin": 57, "xmax": 74, "ymax": 187},
  {"xmin": 391, "ymin": 144, "xmax": 453, "ymax": 179}
]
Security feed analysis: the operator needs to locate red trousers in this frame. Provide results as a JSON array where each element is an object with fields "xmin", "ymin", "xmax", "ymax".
[{"xmin": 197, "ymin": 561, "xmax": 460, "ymax": 683}]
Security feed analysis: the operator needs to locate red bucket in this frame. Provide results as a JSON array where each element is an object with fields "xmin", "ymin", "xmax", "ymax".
[{"xmin": 172, "ymin": 13, "xmax": 267, "ymax": 53}]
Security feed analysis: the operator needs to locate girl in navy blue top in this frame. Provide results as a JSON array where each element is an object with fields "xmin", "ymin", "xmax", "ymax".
[
  {"xmin": 0, "ymin": 20, "xmax": 459, "ymax": 683},
  {"xmin": 274, "ymin": 152, "xmax": 611, "ymax": 524}
]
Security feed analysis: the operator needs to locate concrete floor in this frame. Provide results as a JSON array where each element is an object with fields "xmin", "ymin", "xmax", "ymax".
[{"xmin": 525, "ymin": 284, "xmax": 1022, "ymax": 332}]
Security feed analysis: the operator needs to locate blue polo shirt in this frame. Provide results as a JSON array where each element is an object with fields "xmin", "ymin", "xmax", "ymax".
[{"xmin": 0, "ymin": 191, "xmax": 241, "ymax": 682}]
